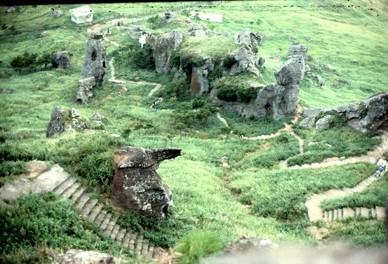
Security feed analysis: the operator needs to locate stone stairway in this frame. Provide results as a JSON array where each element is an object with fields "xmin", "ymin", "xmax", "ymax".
[
  {"xmin": 0, "ymin": 163, "xmax": 164, "ymax": 260},
  {"xmin": 322, "ymin": 206, "xmax": 386, "ymax": 222}
]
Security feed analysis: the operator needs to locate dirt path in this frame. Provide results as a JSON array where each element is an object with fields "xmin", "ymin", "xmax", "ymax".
[{"xmin": 305, "ymin": 169, "xmax": 385, "ymax": 222}]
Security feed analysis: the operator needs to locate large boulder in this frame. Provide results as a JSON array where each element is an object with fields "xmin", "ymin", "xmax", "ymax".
[
  {"xmin": 112, "ymin": 147, "xmax": 181, "ymax": 220},
  {"xmin": 275, "ymin": 56, "xmax": 305, "ymax": 86},
  {"xmin": 299, "ymin": 93, "xmax": 388, "ymax": 132},
  {"xmin": 52, "ymin": 51, "xmax": 71, "ymax": 68},
  {"xmin": 190, "ymin": 57, "xmax": 214, "ymax": 95},
  {"xmin": 46, "ymin": 106, "xmax": 88, "ymax": 138},
  {"xmin": 82, "ymin": 32, "xmax": 106, "ymax": 86},
  {"xmin": 147, "ymin": 29, "xmax": 183, "ymax": 74}
]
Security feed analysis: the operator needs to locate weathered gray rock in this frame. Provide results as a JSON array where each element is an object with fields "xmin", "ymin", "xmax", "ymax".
[
  {"xmin": 190, "ymin": 57, "xmax": 214, "ymax": 95},
  {"xmin": 82, "ymin": 32, "xmax": 106, "ymax": 86},
  {"xmin": 212, "ymin": 82, "xmax": 299, "ymax": 120},
  {"xmin": 315, "ymin": 115, "xmax": 334, "ymax": 129},
  {"xmin": 0, "ymin": 178, "xmax": 43, "ymax": 203},
  {"xmin": 287, "ymin": 42, "xmax": 308, "ymax": 61},
  {"xmin": 76, "ymin": 77, "xmax": 96, "ymax": 104},
  {"xmin": 148, "ymin": 29, "xmax": 183, "ymax": 74},
  {"xmin": 299, "ymin": 93, "xmax": 388, "ymax": 132},
  {"xmin": 56, "ymin": 249, "xmax": 116, "ymax": 264},
  {"xmin": 46, "ymin": 106, "xmax": 88, "ymax": 138},
  {"xmin": 234, "ymin": 29, "xmax": 262, "ymax": 54},
  {"xmin": 112, "ymin": 147, "xmax": 181, "ymax": 219},
  {"xmin": 229, "ymin": 47, "xmax": 261, "ymax": 76},
  {"xmin": 188, "ymin": 23, "xmax": 208, "ymax": 37},
  {"xmin": 52, "ymin": 51, "xmax": 71, "ymax": 68},
  {"xmin": 275, "ymin": 56, "xmax": 305, "ymax": 86}
]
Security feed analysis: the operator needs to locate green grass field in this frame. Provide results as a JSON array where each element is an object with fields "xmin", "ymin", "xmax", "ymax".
[{"xmin": 1, "ymin": 1, "xmax": 387, "ymax": 263}]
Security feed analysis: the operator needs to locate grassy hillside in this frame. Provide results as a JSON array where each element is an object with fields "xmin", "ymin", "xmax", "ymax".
[{"xmin": 0, "ymin": 1, "xmax": 387, "ymax": 263}]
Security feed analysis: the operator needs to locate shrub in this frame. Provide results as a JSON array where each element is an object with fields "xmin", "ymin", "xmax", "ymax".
[
  {"xmin": 237, "ymin": 87, "xmax": 257, "ymax": 103},
  {"xmin": 216, "ymin": 87, "xmax": 238, "ymax": 102},
  {"xmin": 175, "ymin": 231, "xmax": 223, "ymax": 264}
]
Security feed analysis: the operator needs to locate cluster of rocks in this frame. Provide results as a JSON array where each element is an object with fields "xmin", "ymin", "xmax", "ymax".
[
  {"xmin": 211, "ymin": 43, "xmax": 306, "ymax": 120},
  {"xmin": 46, "ymin": 106, "xmax": 88, "ymax": 138},
  {"xmin": 112, "ymin": 147, "xmax": 181, "ymax": 220},
  {"xmin": 77, "ymin": 32, "xmax": 106, "ymax": 104},
  {"xmin": 300, "ymin": 93, "xmax": 388, "ymax": 132},
  {"xmin": 46, "ymin": 106, "xmax": 107, "ymax": 138}
]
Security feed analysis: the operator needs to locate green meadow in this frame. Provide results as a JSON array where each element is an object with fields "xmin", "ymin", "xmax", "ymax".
[{"xmin": 1, "ymin": 1, "xmax": 387, "ymax": 263}]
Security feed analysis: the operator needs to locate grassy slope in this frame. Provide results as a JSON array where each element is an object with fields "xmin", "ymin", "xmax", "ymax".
[{"xmin": 0, "ymin": 1, "xmax": 387, "ymax": 261}]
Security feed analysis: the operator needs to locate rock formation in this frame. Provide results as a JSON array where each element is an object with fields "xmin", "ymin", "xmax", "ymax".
[
  {"xmin": 147, "ymin": 29, "xmax": 183, "ymax": 74},
  {"xmin": 112, "ymin": 147, "xmax": 181, "ymax": 220},
  {"xmin": 190, "ymin": 57, "xmax": 214, "ymax": 95},
  {"xmin": 211, "ymin": 44, "xmax": 306, "ymax": 120},
  {"xmin": 46, "ymin": 106, "xmax": 88, "ymax": 138},
  {"xmin": 52, "ymin": 51, "xmax": 71, "ymax": 68},
  {"xmin": 82, "ymin": 32, "xmax": 106, "ymax": 86},
  {"xmin": 76, "ymin": 77, "xmax": 96, "ymax": 104},
  {"xmin": 226, "ymin": 29, "xmax": 263, "ymax": 76},
  {"xmin": 299, "ymin": 93, "xmax": 388, "ymax": 132}
]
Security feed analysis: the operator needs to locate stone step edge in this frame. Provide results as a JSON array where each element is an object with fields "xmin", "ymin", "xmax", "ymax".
[
  {"xmin": 53, "ymin": 174, "xmax": 166, "ymax": 259},
  {"xmin": 322, "ymin": 206, "xmax": 386, "ymax": 222}
]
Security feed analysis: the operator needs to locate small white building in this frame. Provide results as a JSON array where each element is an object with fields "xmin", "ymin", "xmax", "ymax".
[{"xmin": 70, "ymin": 5, "xmax": 94, "ymax": 24}]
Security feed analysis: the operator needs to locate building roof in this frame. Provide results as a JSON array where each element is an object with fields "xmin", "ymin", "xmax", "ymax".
[{"xmin": 70, "ymin": 5, "xmax": 93, "ymax": 17}]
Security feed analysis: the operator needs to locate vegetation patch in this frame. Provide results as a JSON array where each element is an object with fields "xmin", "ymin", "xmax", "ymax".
[{"xmin": 0, "ymin": 193, "xmax": 126, "ymax": 263}]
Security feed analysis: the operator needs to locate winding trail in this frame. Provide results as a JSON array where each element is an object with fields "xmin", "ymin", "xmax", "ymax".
[
  {"xmin": 305, "ymin": 169, "xmax": 386, "ymax": 222},
  {"xmin": 217, "ymin": 112, "xmax": 387, "ymax": 224}
]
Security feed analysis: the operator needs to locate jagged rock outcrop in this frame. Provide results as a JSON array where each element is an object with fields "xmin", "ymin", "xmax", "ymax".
[
  {"xmin": 46, "ymin": 106, "xmax": 88, "ymax": 138},
  {"xmin": 112, "ymin": 147, "xmax": 181, "ymax": 220},
  {"xmin": 147, "ymin": 29, "xmax": 183, "ymax": 74},
  {"xmin": 299, "ymin": 93, "xmax": 388, "ymax": 132},
  {"xmin": 212, "ymin": 46, "xmax": 306, "ymax": 120},
  {"xmin": 52, "ymin": 51, "xmax": 71, "ymax": 68},
  {"xmin": 226, "ymin": 29, "xmax": 263, "ymax": 76},
  {"xmin": 76, "ymin": 77, "xmax": 96, "ymax": 104},
  {"xmin": 190, "ymin": 57, "xmax": 214, "ymax": 95},
  {"xmin": 234, "ymin": 29, "xmax": 262, "ymax": 53},
  {"xmin": 211, "ymin": 82, "xmax": 299, "ymax": 120},
  {"xmin": 82, "ymin": 32, "xmax": 106, "ymax": 86},
  {"xmin": 229, "ymin": 47, "xmax": 261, "ymax": 76}
]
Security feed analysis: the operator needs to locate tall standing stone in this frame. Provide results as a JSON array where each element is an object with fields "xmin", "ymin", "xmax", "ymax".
[{"xmin": 82, "ymin": 32, "xmax": 106, "ymax": 86}]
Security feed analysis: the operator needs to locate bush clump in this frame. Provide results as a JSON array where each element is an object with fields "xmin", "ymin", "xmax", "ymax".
[{"xmin": 175, "ymin": 231, "xmax": 223, "ymax": 264}]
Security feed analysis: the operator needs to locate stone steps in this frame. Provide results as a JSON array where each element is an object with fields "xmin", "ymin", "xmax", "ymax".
[
  {"xmin": 323, "ymin": 206, "xmax": 386, "ymax": 222},
  {"xmin": 51, "ymin": 173, "xmax": 164, "ymax": 260}
]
